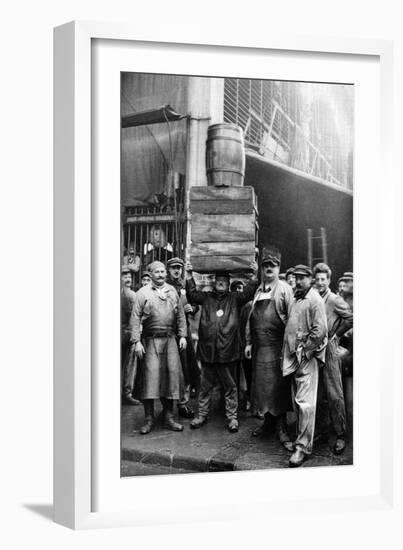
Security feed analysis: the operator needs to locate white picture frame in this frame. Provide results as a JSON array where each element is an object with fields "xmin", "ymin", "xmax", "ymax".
[{"xmin": 54, "ymin": 21, "xmax": 395, "ymax": 529}]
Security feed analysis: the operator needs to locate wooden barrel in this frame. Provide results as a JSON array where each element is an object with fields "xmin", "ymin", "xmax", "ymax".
[{"xmin": 206, "ymin": 123, "xmax": 245, "ymax": 187}]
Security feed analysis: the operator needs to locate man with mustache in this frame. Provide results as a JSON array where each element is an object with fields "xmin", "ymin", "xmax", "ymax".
[
  {"xmin": 131, "ymin": 261, "xmax": 187, "ymax": 435},
  {"xmin": 185, "ymin": 262, "xmax": 258, "ymax": 433},
  {"xmin": 244, "ymin": 251, "xmax": 294, "ymax": 450},
  {"xmin": 313, "ymin": 263, "xmax": 353, "ymax": 455},
  {"xmin": 283, "ymin": 265, "xmax": 328, "ymax": 467}
]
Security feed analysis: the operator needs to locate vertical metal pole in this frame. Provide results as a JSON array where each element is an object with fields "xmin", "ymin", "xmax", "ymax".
[
  {"xmin": 321, "ymin": 227, "xmax": 328, "ymax": 265},
  {"xmin": 307, "ymin": 228, "xmax": 313, "ymax": 268},
  {"xmin": 184, "ymin": 118, "xmax": 191, "ymax": 264},
  {"xmin": 121, "ymin": 207, "xmax": 125, "ymax": 262},
  {"xmin": 134, "ymin": 224, "xmax": 138, "ymax": 280},
  {"xmin": 140, "ymin": 222, "xmax": 144, "ymax": 269}
]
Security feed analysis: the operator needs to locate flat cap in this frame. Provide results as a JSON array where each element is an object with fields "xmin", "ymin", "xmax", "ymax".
[
  {"xmin": 121, "ymin": 265, "xmax": 130, "ymax": 274},
  {"xmin": 293, "ymin": 264, "xmax": 313, "ymax": 277},
  {"xmin": 285, "ymin": 267, "xmax": 295, "ymax": 278},
  {"xmin": 215, "ymin": 271, "xmax": 230, "ymax": 280},
  {"xmin": 141, "ymin": 271, "xmax": 151, "ymax": 278},
  {"xmin": 261, "ymin": 253, "xmax": 281, "ymax": 266},
  {"xmin": 338, "ymin": 271, "xmax": 353, "ymax": 283},
  {"xmin": 166, "ymin": 257, "xmax": 185, "ymax": 268}
]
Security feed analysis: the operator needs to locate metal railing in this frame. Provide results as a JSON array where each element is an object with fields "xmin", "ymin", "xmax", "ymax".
[{"xmin": 223, "ymin": 78, "xmax": 345, "ymax": 187}]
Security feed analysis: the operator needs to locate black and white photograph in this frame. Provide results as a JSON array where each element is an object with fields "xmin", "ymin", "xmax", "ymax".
[{"xmin": 120, "ymin": 72, "xmax": 354, "ymax": 476}]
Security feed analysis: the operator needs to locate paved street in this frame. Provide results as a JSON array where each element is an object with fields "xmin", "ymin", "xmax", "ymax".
[{"xmin": 121, "ymin": 392, "xmax": 353, "ymax": 476}]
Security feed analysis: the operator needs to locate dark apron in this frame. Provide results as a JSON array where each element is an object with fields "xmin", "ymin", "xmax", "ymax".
[{"xmin": 250, "ymin": 299, "xmax": 290, "ymax": 416}]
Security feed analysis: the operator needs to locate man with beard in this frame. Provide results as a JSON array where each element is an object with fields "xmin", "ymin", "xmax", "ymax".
[
  {"xmin": 131, "ymin": 261, "xmax": 187, "ymax": 434},
  {"xmin": 244, "ymin": 251, "xmax": 294, "ymax": 450},
  {"xmin": 314, "ymin": 263, "xmax": 353, "ymax": 455},
  {"xmin": 185, "ymin": 263, "xmax": 258, "ymax": 433},
  {"xmin": 121, "ymin": 265, "xmax": 139, "ymax": 405},
  {"xmin": 283, "ymin": 265, "xmax": 328, "ymax": 467},
  {"xmin": 166, "ymin": 257, "xmax": 200, "ymax": 419}
]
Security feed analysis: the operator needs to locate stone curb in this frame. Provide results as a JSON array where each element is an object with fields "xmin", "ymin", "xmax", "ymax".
[{"xmin": 121, "ymin": 446, "xmax": 237, "ymax": 473}]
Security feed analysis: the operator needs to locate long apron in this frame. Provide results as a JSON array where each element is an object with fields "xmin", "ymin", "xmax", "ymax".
[
  {"xmin": 138, "ymin": 335, "xmax": 183, "ymax": 400},
  {"xmin": 250, "ymin": 299, "xmax": 290, "ymax": 416}
]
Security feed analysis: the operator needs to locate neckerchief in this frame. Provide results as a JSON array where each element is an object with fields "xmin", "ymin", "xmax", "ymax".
[{"xmin": 294, "ymin": 286, "xmax": 311, "ymax": 300}]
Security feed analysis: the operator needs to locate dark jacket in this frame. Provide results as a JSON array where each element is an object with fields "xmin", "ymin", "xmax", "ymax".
[
  {"xmin": 186, "ymin": 278, "xmax": 258, "ymax": 364},
  {"xmin": 166, "ymin": 276, "xmax": 199, "ymax": 318}
]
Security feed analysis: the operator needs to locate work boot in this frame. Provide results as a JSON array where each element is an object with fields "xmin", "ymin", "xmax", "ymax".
[
  {"xmin": 190, "ymin": 416, "xmax": 208, "ymax": 429},
  {"xmin": 228, "ymin": 419, "xmax": 239, "ymax": 433},
  {"xmin": 276, "ymin": 414, "xmax": 293, "ymax": 451},
  {"xmin": 252, "ymin": 412, "xmax": 276, "ymax": 437},
  {"xmin": 178, "ymin": 405, "xmax": 195, "ymax": 419},
  {"xmin": 333, "ymin": 437, "xmax": 346, "ymax": 455},
  {"xmin": 164, "ymin": 417, "xmax": 184, "ymax": 431},
  {"xmin": 122, "ymin": 394, "xmax": 141, "ymax": 406},
  {"xmin": 162, "ymin": 398, "xmax": 184, "ymax": 432},
  {"xmin": 289, "ymin": 447, "xmax": 306, "ymax": 468},
  {"xmin": 139, "ymin": 399, "xmax": 155, "ymax": 435}
]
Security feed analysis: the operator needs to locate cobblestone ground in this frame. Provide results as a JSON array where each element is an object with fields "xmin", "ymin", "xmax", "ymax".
[{"xmin": 121, "ymin": 393, "xmax": 353, "ymax": 476}]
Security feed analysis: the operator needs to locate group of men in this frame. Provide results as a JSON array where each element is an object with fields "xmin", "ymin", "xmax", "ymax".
[{"xmin": 121, "ymin": 251, "xmax": 353, "ymax": 468}]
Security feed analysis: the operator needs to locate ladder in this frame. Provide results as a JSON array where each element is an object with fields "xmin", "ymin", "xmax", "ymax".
[{"xmin": 307, "ymin": 227, "xmax": 328, "ymax": 268}]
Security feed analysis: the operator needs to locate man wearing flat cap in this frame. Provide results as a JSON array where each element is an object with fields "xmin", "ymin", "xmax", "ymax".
[
  {"xmin": 166, "ymin": 257, "xmax": 200, "ymax": 419},
  {"xmin": 131, "ymin": 260, "xmax": 187, "ymax": 434},
  {"xmin": 185, "ymin": 262, "xmax": 259, "ymax": 433},
  {"xmin": 283, "ymin": 264, "xmax": 328, "ymax": 467},
  {"xmin": 339, "ymin": 272, "xmax": 353, "ymax": 306},
  {"xmin": 313, "ymin": 263, "xmax": 353, "ymax": 455},
  {"xmin": 244, "ymin": 249, "xmax": 294, "ymax": 449}
]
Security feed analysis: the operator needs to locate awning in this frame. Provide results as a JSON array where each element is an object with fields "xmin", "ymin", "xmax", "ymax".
[{"xmin": 122, "ymin": 105, "xmax": 187, "ymax": 128}]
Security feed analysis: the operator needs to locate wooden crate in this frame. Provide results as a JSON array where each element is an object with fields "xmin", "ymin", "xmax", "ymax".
[{"xmin": 189, "ymin": 186, "xmax": 258, "ymax": 273}]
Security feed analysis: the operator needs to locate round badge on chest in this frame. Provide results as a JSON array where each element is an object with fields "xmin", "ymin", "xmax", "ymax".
[{"xmin": 216, "ymin": 309, "xmax": 224, "ymax": 317}]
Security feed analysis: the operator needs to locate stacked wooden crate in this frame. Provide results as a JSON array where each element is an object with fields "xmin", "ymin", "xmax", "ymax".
[{"xmin": 189, "ymin": 186, "xmax": 258, "ymax": 273}]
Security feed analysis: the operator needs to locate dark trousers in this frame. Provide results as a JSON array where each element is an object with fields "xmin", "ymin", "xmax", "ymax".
[
  {"xmin": 122, "ymin": 330, "xmax": 136, "ymax": 397},
  {"xmin": 316, "ymin": 339, "xmax": 347, "ymax": 439},
  {"xmin": 198, "ymin": 362, "xmax": 238, "ymax": 420}
]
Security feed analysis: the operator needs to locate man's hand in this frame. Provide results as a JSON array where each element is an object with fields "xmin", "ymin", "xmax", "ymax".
[
  {"xmin": 179, "ymin": 337, "xmax": 187, "ymax": 350},
  {"xmin": 183, "ymin": 303, "xmax": 193, "ymax": 314},
  {"xmin": 244, "ymin": 344, "xmax": 252, "ymax": 360},
  {"xmin": 245, "ymin": 260, "xmax": 258, "ymax": 279},
  {"xmin": 296, "ymin": 344, "xmax": 304, "ymax": 364},
  {"xmin": 185, "ymin": 261, "xmax": 193, "ymax": 280},
  {"xmin": 135, "ymin": 341, "xmax": 146, "ymax": 359}
]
